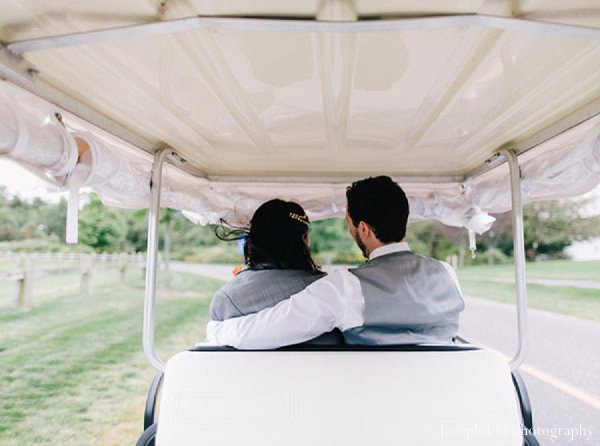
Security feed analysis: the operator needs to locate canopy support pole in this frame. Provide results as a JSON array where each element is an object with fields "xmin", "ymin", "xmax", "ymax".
[
  {"xmin": 499, "ymin": 149, "xmax": 529, "ymax": 371},
  {"xmin": 143, "ymin": 148, "xmax": 172, "ymax": 372}
]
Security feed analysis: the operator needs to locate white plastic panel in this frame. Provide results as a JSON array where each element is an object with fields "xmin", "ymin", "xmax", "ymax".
[
  {"xmin": 418, "ymin": 31, "xmax": 600, "ymax": 173},
  {"xmin": 344, "ymin": 29, "xmax": 466, "ymax": 159},
  {"xmin": 516, "ymin": 1, "xmax": 600, "ymax": 28},
  {"xmin": 157, "ymin": 349, "xmax": 522, "ymax": 446},
  {"xmin": 1, "ymin": 3, "xmax": 597, "ymax": 179},
  {"xmin": 19, "ymin": 26, "xmax": 599, "ymax": 178}
]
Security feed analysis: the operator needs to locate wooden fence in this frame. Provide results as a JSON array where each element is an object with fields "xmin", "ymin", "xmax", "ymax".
[{"xmin": 0, "ymin": 252, "xmax": 146, "ymax": 309}]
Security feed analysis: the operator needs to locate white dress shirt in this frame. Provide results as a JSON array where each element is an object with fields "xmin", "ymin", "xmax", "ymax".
[{"xmin": 206, "ymin": 242, "xmax": 461, "ymax": 349}]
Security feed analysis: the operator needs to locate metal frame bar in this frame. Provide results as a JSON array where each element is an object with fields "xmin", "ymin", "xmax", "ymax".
[
  {"xmin": 6, "ymin": 14, "xmax": 600, "ymax": 55},
  {"xmin": 206, "ymin": 174, "xmax": 465, "ymax": 184},
  {"xmin": 499, "ymin": 149, "xmax": 529, "ymax": 371},
  {"xmin": 143, "ymin": 148, "xmax": 172, "ymax": 372},
  {"xmin": 316, "ymin": 30, "xmax": 358, "ymax": 153}
]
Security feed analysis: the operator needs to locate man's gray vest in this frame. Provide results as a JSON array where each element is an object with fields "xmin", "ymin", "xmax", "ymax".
[{"xmin": 345, "ymin": 251, "xmax": 464, "ymax": 345}]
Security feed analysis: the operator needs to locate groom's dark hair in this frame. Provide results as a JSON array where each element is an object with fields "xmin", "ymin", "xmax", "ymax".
[{"xmin": 346, "ymin": 176, "xmax": 409, "ymax": 243}]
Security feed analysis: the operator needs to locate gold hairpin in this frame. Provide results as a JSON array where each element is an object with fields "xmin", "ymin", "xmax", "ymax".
[{"xmin": 289, "ymin": 212, "xmax": 309, "ymax": 225}]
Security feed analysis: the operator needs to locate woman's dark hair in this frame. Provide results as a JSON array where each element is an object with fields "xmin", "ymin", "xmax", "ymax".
[
  {"xmin": 346, "ymin": 176, "xmax": 409, "ymax": 243},
  {"xmin": 216, "ymin": 199, "xmax": 319, "ymax": 271}
]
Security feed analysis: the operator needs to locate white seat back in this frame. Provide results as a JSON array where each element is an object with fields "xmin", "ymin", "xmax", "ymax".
[{"xmin": 156, "ymin": 347, "xmax": 522, "ymax": 445}]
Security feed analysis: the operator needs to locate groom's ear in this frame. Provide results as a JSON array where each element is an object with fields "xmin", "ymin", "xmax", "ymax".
[{"xmin": 357, "ymin": 220, "xmax": 370, "ymax": 236}]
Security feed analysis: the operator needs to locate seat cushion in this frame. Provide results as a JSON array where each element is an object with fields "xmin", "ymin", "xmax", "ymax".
[{"xmin": 156, "ymin": 348, "xmax": 522, "ymax": 445}]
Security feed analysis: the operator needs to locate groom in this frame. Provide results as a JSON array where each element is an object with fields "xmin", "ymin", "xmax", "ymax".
[{"xmin": 207, "ymin": 176, "xmax": 464, "ymax": 348}]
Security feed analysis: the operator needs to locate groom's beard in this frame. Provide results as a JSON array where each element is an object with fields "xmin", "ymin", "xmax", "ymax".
[{"xmin": 354, "ymin": 231, "xmax": 368, "ymax": 259}]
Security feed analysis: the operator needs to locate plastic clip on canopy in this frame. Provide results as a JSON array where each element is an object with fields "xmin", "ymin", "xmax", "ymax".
[{"xmin": 468, "ymin": 229, "xmax": 477, "ymax": 259}]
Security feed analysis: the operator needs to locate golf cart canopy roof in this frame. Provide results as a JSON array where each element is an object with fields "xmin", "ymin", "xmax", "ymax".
[{"xmin": 1, "ymin": 0, "xmax": 600, "ymax": 231}]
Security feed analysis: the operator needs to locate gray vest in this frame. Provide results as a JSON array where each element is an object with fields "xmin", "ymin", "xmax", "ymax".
[
  {"xmin": 345, "ymin": 251, "xmax": 464, "ymax": 345},
  {"xmin": 210, "ymin": 268, "xmax": 342, "ymax": 345},
  {"xmin": 210, "ymin": 268, "xmax": 325, "ymax": 320}
]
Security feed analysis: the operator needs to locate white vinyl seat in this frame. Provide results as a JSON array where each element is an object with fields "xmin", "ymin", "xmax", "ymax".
[{"xmin": 156, "ymin": 346, "xmax": 523, "ymax": 446}]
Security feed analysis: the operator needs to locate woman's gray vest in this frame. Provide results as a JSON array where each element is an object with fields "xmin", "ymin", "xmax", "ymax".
[
  {"xmin": 210, "ymin": 268, "xmax": 342, "ymax": 344},
  {"xmin": 210, "ymin": 268, "xmax": 325, "ymax": 320},
  {"xmin": 345, "ymin": 251, "xmax": 464, "ymax": 345}
]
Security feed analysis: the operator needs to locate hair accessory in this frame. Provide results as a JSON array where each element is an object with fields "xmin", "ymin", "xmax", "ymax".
[
  {"xmin": 232, "ymin": 265, "xmax": 245, "ymax": 276},
  {"xmin": 289, "ymin": 212, "xmax": 309, "ymax": 225}
]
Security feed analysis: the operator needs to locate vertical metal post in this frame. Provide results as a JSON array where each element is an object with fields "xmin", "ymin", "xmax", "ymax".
[
  {"xmin": 143, "ymin": 148, "xmax": 171, "ymax": 372},
  {"xmin": 499, "ymin": 149, "xmax": 529, "ymax": 371}
]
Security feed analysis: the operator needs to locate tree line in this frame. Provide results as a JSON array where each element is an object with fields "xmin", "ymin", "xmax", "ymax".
[{"xmin": 1, "ymin": 186, "xmax": 598, "ymax": 264}]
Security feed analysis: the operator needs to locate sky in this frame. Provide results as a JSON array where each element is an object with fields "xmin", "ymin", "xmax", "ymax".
[{"xmin": 0, "ymin": 158, "xmax": 69, "ymax": 202}]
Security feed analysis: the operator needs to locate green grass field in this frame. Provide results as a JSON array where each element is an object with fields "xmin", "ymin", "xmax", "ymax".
[
  {"xmin": 0, "ymin": 264, "xmax": 223, "ymax": 446},
  {"xmin": 459, "ymin": 259, "xmax": 600, "ymax": 281},
  {"xmin": 458, "ymin": 260, "xmax": 600, "ymax": 321}
]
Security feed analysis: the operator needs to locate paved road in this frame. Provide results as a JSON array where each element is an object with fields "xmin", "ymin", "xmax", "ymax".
[
  {"xmin": 460, "ymin": 297, "xmax": 600, "ymax": 445},
  {"xmin": 173, "ymin": 262, "xmax": 600, "ymax": 444}
]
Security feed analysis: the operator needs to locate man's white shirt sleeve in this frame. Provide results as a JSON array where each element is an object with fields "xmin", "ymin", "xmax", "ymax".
[{"xmin": 206, "ymin": 267, "xmax": 364, "ymax": 349}]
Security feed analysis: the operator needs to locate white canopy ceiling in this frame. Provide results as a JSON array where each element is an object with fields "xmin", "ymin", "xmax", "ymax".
[{"xmin": 1, "ymin": 1, "xmax": 600, "ymax": 230}]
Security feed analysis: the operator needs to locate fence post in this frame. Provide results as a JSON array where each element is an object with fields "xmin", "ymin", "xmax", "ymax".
[
  {"xmin": 15, "ymin": 255, "xmax": 33, "ymax": 309},
  {"xmin": 80, "ymin": 254, "xmax": 94, "ymax": 295},
  {"xmin": 141, "ymin": 252, "xmax": 147, "ymax": 281},
  {"xmin": 119, "ymin": 253, "xmax": 127, "ymax": 284}
]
